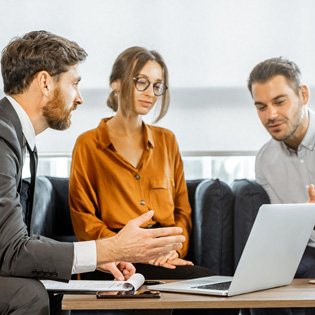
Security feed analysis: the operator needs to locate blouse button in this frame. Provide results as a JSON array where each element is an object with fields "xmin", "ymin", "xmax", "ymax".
[
  {"xmin": 135, "ymin": 174, "xmax": 140, "ymax": 180},
  {"xmin": 140, "ymin": 200, "xmax": 146, "ymax": 205}
]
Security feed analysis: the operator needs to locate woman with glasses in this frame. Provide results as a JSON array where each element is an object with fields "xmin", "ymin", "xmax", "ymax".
[
  {"xmin": 70, "ymin": 45, "xmax": 201, "ymax": 273},
  {"xmin": 69, "ymin": 47, "xmax": 237, "ymax": 315},
  {"xmin": 70, "ymin": 46, "xmax": 197, "ymax": 273}
]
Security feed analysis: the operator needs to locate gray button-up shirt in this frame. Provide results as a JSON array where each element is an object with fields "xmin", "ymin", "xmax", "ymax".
[{"xmin": 255, "ymin": 109, "xmax": 315, "ymax": 246}]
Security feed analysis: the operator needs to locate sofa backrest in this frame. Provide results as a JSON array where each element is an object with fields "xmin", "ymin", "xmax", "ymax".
[
  {"xmin": 193, "ymin": 179, "xmax": 234, "ymax": 276},
  {"xmin": 21, "ymin": 176, "xmax": 77, "ymax": 242},
  {"xmin": 231, "ymin": 179, "xmax": 270, "ymax": 269}
]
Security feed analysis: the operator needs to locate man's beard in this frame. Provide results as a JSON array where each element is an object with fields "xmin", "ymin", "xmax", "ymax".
[
  {"xmin": 266, "ymin": 102, "xmax": 304, "ymax": 142},
  {"xmin": 42, "ymin": 87, "xmax": 77, "ymax": 130}
]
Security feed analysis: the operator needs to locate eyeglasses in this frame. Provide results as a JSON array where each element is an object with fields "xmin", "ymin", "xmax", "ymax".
[{"xmin": 133, "ymin": 77, "xmax": 168, "ymax": 96}]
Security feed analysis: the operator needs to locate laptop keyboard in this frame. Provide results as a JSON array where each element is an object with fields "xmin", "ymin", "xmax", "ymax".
[{"xmin": 192, "ymin": 281, "xmax": 232, "ymax": 291}]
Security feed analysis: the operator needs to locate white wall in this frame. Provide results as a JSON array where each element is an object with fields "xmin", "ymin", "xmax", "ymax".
[
  {"xmin": 33, "ymin": 87, "xmax": 315, "ymax": 153},
  {"xmin": 36, "ymin": 87, "xmax": 264, "ymax": 153},
  {"xmin": 0, "ymin": 0, "xmax": 314, "ymax": 153}
]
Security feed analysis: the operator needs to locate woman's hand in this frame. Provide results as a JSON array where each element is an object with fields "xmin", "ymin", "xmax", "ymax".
[
  {"xmin": 97, "ymin": 262, "xmax": 136, "ymax": 281},
  {"xmin": 149, "ymin": 250, "xmax": 194, "ymax": 269}
]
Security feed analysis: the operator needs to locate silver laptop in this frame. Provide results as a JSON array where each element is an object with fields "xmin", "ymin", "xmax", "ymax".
[{"xmin": 148, "ymin": 203, "xmax": 315, "ymax": 296}]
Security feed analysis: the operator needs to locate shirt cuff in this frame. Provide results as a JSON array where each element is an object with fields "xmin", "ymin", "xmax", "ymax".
[{"xmin": 72, "ymin": 241, "xmax": 97, "ymax": 274}]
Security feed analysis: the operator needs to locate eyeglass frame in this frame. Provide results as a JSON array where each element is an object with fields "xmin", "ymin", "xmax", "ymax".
[{"xmin": 133, "ymin": 77, "xmax": 168, "ymax": 96}]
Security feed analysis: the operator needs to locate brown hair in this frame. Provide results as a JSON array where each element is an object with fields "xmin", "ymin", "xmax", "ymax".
[
  {"xmin": 248, "ymin": 57, "xmax": 302, "ymax": 96},
  {"xmin": 107, "ymin": 46, "xmax": 170, "ymax": 123},
  {"xmin": 1, "ymin": 30, "xmax": 87, "ymax": 95}
]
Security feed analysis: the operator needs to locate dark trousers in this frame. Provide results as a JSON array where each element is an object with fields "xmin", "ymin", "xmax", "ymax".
[
  {"xmin": 246, "ymin": 245, "xmax": 315, "ymax": 315},
  {"xmin": 0, "ymin": 276, "xmax": 69, "ymax": 315},
  {"xmin": 81, "ymin": 264, "xmax": 239, "ymax": 315}
]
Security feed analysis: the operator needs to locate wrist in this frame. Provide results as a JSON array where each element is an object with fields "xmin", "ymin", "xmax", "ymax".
[{"xmin": 95, "ymin": 236, "xmax": 118, "ymax": 266}]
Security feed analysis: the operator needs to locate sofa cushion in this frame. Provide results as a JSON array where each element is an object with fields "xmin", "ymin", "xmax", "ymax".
[
  {"xmin": 193, "ymin": 178, "xmax": 234, "ymax": 276},
  {"xmin": 231, "ymin": 179, "xmax": 270, "ymax": 269}
]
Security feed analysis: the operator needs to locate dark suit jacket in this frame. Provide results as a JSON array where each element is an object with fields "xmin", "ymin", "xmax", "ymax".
[{"xmin": 0, "ymin": 97, "xmax": 74, "ymax": 281}]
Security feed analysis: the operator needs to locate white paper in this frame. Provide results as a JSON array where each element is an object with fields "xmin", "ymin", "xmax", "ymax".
[{"xmin": 41, "ymin": 273, "xmax": 145, "ymax": 292}]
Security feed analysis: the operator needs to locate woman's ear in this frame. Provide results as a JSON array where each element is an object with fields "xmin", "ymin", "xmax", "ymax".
[{"xmin": 110, "ymin": 79, "xmax": 121, "ymax": 92}]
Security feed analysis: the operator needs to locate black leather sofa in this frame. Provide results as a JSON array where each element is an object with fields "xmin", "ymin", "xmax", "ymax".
[{"xmin": 20, "ymin": 176, "xmax": 269, "ymax": 277}]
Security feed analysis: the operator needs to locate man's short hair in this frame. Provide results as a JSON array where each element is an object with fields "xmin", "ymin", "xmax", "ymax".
[
  {"xmin": 1, "ymin": 30, "xmax": 87, "ymax": 95},
  {"xmin": 247, "ymin": 57, "xmax": 302, "ymax": 96}
]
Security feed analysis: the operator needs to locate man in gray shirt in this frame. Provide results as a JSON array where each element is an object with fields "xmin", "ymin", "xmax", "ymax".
[{"xmin": 248, "ymin": 57, "xmax": 315, "ymax": 315}]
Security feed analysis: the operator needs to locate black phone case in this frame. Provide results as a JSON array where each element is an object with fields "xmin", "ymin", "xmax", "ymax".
[{"xmin": 96, "ymin": 290, "xmax": 161, "ymax": 299}]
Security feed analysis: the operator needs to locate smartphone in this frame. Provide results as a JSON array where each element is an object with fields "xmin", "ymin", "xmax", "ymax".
[
  {"xmin": 144, "ymin": 280, "xmax": 165, "ymax": 285},
  {"xmin": 96, "ymin": 290, "xmax": 161, "ymax": 299}
]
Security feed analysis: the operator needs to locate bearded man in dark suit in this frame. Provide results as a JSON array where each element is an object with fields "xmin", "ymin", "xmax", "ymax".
[{"xmin": 0, "ymin": 30, "xmax": 184, "ymax": 315}]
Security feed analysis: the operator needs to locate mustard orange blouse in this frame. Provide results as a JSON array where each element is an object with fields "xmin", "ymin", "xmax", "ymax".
[{"xmin": 69, "ymin": 118, "xmax": 192, "ymax": 258}]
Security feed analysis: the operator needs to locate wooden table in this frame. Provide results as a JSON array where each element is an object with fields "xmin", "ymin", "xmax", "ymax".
[{"xmin": 62, "ymin": 279, "xmax": 315, "ymax": 310}]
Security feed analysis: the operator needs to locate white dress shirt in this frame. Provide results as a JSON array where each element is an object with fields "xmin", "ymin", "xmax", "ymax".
[{"xmin": 6, "ymin": 96, "xmax": 97, "ymax": 274}]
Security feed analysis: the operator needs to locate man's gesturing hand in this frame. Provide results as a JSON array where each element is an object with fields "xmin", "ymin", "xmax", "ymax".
[
  {"xmin": 308, "ymin": 184, "xmax": 315, "ymax": 203},
  {"xmin": 95, "ymin": 210, "xmax": 185, "ymax": 266}
]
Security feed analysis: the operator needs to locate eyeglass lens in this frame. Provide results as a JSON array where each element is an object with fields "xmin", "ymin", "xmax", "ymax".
[{"xmin": 135, "ymin": 78, "xmax": 166, "ymax": 96}]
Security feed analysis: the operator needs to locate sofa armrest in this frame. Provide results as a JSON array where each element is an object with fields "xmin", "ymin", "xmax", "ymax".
[{"xmin": 185, "ymin": 179, "xmax": 203, "ymax": 262}]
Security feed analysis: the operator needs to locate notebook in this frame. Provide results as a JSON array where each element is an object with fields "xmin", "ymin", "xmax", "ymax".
[{"xmin": 148, "ymin": 203, "xmax": 315, "ymax": 296}]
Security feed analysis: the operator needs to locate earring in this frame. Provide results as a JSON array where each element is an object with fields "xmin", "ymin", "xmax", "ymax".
[{"xmin": 114, "ymin": 89, "xmax": 119, "ymax": 97}]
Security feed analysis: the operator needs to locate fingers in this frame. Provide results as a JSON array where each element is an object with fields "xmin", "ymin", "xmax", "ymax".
[
  {"xmin": 144, "ymin": 242, "xmax": 183, "ymax": 262},
  {"xmin": 123, "ymin": 271, "xmax": 133, "ymax": 280},
  {"xmin": 97, "ymin": 262, "xmax": 125, "ymax": 281},
  {"xmin": 120, "ymin": 263, "xmax": 136, "ymax": 280},
  {"xmin": 122, "ymin": 268, "xmax": 133, "ymax": 280},
  {"xmin": 150, "ymin": 234, "xmax": 185, "ymax": 247},
  {"xmin": 150, "ymin": 226, "xmax": 183, "ymax": 237},
  {"xmin": 155, "ymin": 258, "xmax": 194, "ymax": 269},
  {"xmin": 308, "ymin": 184, "xmax": 315, "ymax": 203},
  {"xmin": 168, "ymin": 251, "xmax": 179, "ymax": 260},
  {"xmin": 109, "ymin": 265, "xmax": 125, "ymax": 281},
  {"xmin": 151, "ymin": 250, "xmax": 178, "ymax": 266},
  {"xmin": 168, "ymin": 258, "xmax": 194, "ymax": 266},
  {"xmin": 129, "ymin": 210, "xmax": 154, "ymax": 227},
  {"xmin": 122, "ymin": 262, "xmax": 136, "ymax": 275},
  {"xmin": 155, "ymin": 255, "xmax": 169, "ymax": 266},
  {"xmin": 150, "ymin": 254, "xmax": 170, "ymax": 266},
  {"xmin": 159, "ymin": 262, "xmax": 177, "ymax": 269}
]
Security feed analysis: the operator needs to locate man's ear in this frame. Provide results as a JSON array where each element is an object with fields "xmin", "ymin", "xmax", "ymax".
[
  {"xmin": 300, "ymin": 85, "xmax": 310, "ymax": 105},
  {"xmin": 36, "ymin": 71, "xmax": 54, "ymax": 96},
  {"xmin": 110, "ymin": 79, "xmax": 121, "ymax": 92}
]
